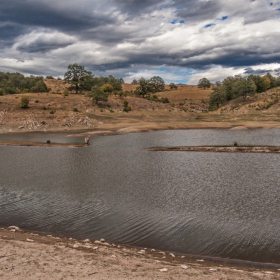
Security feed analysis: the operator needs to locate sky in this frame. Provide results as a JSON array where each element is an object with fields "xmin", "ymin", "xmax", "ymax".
[{"xmin": 0, "ymin": 0, "xmax": 280, "ymax": 84}]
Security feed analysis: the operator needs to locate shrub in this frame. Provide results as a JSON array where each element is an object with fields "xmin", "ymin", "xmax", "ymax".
[
  {"xmin": 73, "ymin": 108, "xmax": 79, "ymax": 112},
  {"xmin": 18, "ymin": 96, "xmax": 29, "ymax": 108},
  {"xmin": 160, "ymin": 97, "xmax": 169, "ymax": 103},
  {"xmin": 49, "ymin": 110, "xmax": 55, "ymax": 114},
  {"xmin": 123, "ymin": 100, "xmax": 131, "ymax": 112},
  {"xmin": 63, "ymin": 90, "xmax": 69, "ymax": 96}
]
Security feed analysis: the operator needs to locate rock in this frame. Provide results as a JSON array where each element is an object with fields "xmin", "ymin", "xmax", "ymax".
[
  {"xmin": 159, "ymin": 252, "xmax": 166, "ymax": 255},
  {"xmin": 181, "ymin": 256, "xmax": 185, "ymax": 258},
  {"xmin": 155, "ymin": 260, "xmax": 161, "ymax": 264},
  {"xmin": 18, "ymin": 125, "xmax": 24, "ymax": 129},
  {"xmin": 46, "ymin": 140, "xmax": 51, "ymax": 144},
  {"xmin": 73, "ymin": 244, "xmax": 79, "ymax": 248},
  {"xmin": 111, "ymin": 255, "xmax": 116, "ymax": 258},
  {"xmin": 138, "ymin": 250, "xmax": 145, "ymax": 254},
  {"xmin": 169, "ymin": 253, "xmax": 175, "ymax": 257},
  {"xmin": 84, "ymin": 239, "xmax": 90, "ymax": 243},
  {"xmin": 181, "ymin": 265, "xmax": 188, "ymax": 269},
  {"xmin": 197, "ymin": 259, "xmax": 204, "ymax": 262},
  {"xmin": 151, "ymin": 249, "xmax": 155, "ymax": 252},
  {"xmin": 93, "ymin": 246, "xmax": 99, "ymax": 250},
  {"xmin": 94, "ymin": 240, "xmax": 102, "ymax": 244},
  {"xmin": 10, "ymin": 229, "xmax": 16, "ymax": 232},
  {"xmin": 26, "ymin": 238, "xmax": 34, "ymax": 242},
  {"xmin": 159, "ymin": 268, "xmax": 168, "ymax": 272},
  {"xmin": 8, "ymin": 226, "xmax": 21, "ymax": 231},
  {"xmin": 100, "ymin": 238, "xmax": 105, "ymax": 242},
  {"xmin": 209, "ymin": 268, "xmax": 217, "ymax": 271}
]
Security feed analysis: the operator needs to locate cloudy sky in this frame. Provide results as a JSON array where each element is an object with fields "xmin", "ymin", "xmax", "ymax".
[{"xmin": 0, "ymin": 0, "xmax": 280, "ymax": 84}]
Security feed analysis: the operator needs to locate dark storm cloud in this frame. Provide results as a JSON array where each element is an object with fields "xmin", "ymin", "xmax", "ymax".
[
  {"xmin": 0, "ymin": 0, "xmax": 279, "ymax": 81},
  {"xmin": 113, "ymin": 0, "xmax": 166, "ymax": 17},
  {"xmin": 244, "ymin": 67, "xmax": 280, "ymax": 76},
  {"xmin": 172, "ymin": 0, "xmax": 221, "ymax": 21},
  {"xmin": 0, "ymin": 0, "xmax": 116, "ymax": 48},
  {"xmin": 16, "ymin": 36, "xmax": 75, "ymax": 53}
]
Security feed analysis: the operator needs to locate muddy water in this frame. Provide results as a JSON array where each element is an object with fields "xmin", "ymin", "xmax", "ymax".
[{"xmin": 1, "ymin": 129, "xmax": 280, "ymax": 263}]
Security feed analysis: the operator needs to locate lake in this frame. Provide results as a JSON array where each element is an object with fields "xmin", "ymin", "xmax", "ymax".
[{"xmin": 0, "ymin": 129, "xmax": 280, "ymax": 264}]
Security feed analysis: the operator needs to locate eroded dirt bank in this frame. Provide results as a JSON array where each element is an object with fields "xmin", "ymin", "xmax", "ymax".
[{"xmin": 0, "ymin": 227, "xmax": 280, "ymax": 280}]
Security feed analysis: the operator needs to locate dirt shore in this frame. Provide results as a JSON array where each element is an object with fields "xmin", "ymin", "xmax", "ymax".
[{"xmin": 1, "ymin": 227, "xmax": 280, "ymax": 280}]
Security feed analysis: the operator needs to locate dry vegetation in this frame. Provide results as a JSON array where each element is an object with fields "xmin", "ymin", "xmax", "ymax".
[{"xmin": 1, "ymin": 79, "xmax": 280, "ymax": 134}]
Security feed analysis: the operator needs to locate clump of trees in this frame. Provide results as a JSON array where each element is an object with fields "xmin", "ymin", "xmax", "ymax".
[
  {"xmin": 209, "ymin": 73, "xmax": 280, "ymax": 110},
  {"xmin": 64, "ymin": 63, "xmax": 123, "ymax": 95},
  {"xmin": 134, "ymin": 76, "xmax": 165, "ymax": 98},
  {"xmin": 0, "ymin": 72, "xmax": 49, "ymax": 95}
]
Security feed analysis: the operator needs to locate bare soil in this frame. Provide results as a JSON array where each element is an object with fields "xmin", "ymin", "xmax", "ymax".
[
  {"xmin": 1, "ymin": 81, "xmax": 280, "ymax": 137},
  {"xmin": 1, "ymin": 227, "xmax": 280, "ymax": 280}
]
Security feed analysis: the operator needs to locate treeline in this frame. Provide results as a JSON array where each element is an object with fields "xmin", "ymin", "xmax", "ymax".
[
  {"xmin": 209, "ymin": 73, "xmax": 280, "ymax": 110},
  {"xmin": 0, "ymin": 72, "xmax": 48, "ymax": 95}
]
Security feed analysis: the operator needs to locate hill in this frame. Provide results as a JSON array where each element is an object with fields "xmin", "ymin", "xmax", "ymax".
[{"xmin": 0, "ymin": 79, "xmax": 280, "ymax": 134}]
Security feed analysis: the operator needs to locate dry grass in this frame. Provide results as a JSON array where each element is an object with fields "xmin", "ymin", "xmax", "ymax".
[{"xmin": 1, "ymin": 80, "xmax": 280, "ymax": 134}]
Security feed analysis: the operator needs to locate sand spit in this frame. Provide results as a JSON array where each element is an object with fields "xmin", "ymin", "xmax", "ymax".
[{"xmin": 149, "ymin": 146, "xmax": 280, "ymax": 153}]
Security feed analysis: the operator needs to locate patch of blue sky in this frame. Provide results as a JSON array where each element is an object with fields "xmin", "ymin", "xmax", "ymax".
[
  {"xmin": 155, "ymin": 66, "xmax": 193, "ymax": 84},
  {"xmin": 221, "ymin": 16, "xmax": 228, "ymax": 21},
  {"xmin": 204, "ymin": 23, "xmax": 216, "ymax": 28},
  {"xmin": 170, "ymin": 19, "xmax": 185, "ymax": 24}
]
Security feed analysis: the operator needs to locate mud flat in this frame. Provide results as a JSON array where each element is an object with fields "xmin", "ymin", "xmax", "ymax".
[
  {"xmin": 1, "ymin": 227, "xmax": 280, "ymax": 280},
  {"xmin": 149, "ymin": 146, "xmax": 280, "ymax": 153},
  {"xmin": 0, "ymin": 140, "xmax": 86, "ymax": 148}
]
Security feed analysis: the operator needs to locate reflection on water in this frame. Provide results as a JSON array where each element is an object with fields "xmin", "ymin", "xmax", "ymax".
[{"xmin": 1, "ymin": 129, "xmax": 280, "ymax": 263}]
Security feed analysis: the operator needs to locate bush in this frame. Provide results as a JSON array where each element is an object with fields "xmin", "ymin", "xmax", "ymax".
[
  {"xmin": 63, "ymin": 90, "xmax": 69, "ymax": 96},
  {"xmin": 18, "ymin": 96, "xmax": 29, "ymax": 108},
  {"xmin": 162, "ymin": 97, "xmax": 169, "ymax": 103},
  {"xmin": 73, "ymin": 107, "xmax": 79, "ymax": 112},
  {"xmin": 123, "ymin": 100, "xmax": 131, "ymax": 112}
]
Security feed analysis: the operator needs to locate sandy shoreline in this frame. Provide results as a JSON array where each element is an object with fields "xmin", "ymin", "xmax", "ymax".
[{"xmin": 1, "ymin": 227, "xmax": 280, "ymax": 280}]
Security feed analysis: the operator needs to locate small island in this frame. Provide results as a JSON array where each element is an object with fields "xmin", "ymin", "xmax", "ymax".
[{"xmin": 149, "ymin": 146, "xmax": 280, "ymax": 153}]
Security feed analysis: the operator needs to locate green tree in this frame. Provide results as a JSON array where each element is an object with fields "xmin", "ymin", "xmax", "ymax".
[
  {"xmin": 209, "ymin": 85, "xmax": 226, "ymax": 110},
  {"xmin": 169, "ymin": 83, "xmax": 178, "ymax": 90},
  {"xmin": 234, "ymin": 77, "xmax": 256, "ymax": 100},
  {"xmin": 64, "ymin": 63, "xmax": 92, "ymax": 94},
  {"xmin": 135, "ymin": 78, "xmax": 153, "ymax": 98},
  {"xmin": 266, "ymin": 73, "xmax": 277, "ymax": 88},
  {"xmin": 89, "ymin": 86, "xmax": 109, "ymax": 104},
  {"xmin": 131, "ymin": 79, "xmax": 138, "ymax": 84},
  {"xmin": 248, "ymin": 75, "xmax": 267, "ymax": 93},
  {"xmin": 149, "ymin": 76, "xmax": 165, "ymax": 92},
  {"xmin": 198, "ymin": 77, "xmax": 211, "ymax": 89}
]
